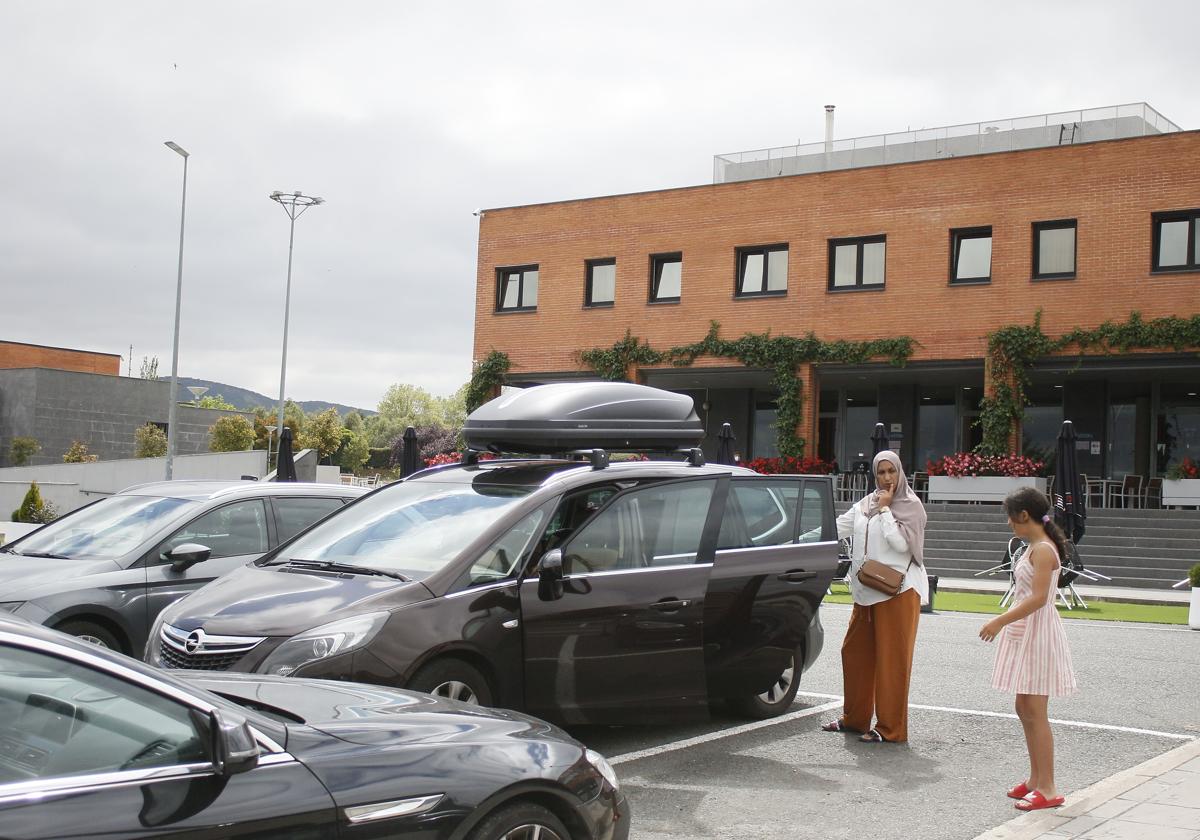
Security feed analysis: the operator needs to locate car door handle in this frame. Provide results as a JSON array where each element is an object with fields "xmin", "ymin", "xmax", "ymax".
[
  {"xmin": 650, "ymin": 598, "xmax": 692, "ymax": 611},
  {"xmin": 778, "ymin": 570, "xmax": 817, "ymax": 583}
]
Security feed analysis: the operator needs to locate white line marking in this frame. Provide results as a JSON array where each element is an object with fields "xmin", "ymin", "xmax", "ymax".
[{"xmin": 606, "ymin": 699, "xmax": 843, "ymax": 766}]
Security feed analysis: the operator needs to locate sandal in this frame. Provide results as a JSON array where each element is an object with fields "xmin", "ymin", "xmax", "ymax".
[
  {"xmin": 821, "ymin": 719, "xmax": 853, "ymax": 733},
  {"xmin": 859, "ymin": 729, "xmax": 886, "ymax": 743},
  {"xmin": 1015, "ymin": 791, "xmax": 1064, "ymax": 811},
  {"xmin": 1007, "ymin": 781, "xmax": 1031, "ymax": 800}
]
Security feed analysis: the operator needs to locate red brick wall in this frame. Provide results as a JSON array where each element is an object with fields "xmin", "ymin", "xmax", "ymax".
[
  {"xmin": 474, "ymin": 131, "xmax": 1200, "ymax": 376},
  {"xmin": 0, "ymin": 342, "xmax": 121, "ymax": 375}
]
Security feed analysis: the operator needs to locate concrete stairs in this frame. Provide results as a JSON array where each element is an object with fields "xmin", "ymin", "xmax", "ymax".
[{"xmin": 836, "ymin": 501, "xmax": 1200, "ymax": 590}]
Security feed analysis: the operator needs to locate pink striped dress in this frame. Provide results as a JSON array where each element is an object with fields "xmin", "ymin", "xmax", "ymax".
[{"xmin": 991, "ymin": 541, "xmax": 1077, "ymax": 697}]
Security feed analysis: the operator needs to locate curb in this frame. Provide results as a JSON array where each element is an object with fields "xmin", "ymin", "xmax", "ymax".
[{"xmin": 969, "ymin": 737, "xmax": 1200, "ymax": 840}]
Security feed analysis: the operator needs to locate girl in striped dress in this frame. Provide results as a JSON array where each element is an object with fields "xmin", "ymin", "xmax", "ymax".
[{"xmin": 979, "ymin": 487, "xmax": 1077, "ymax": 812}]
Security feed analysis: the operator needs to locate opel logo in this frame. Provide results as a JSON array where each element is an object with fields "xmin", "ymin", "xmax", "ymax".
[{"xmin": 184, "ymin": 629, "xmax": 205, "ymax": 654}]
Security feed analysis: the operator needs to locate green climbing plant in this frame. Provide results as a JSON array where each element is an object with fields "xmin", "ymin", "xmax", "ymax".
[{"xmin": 465, "ymin": 351, "xmax": 512, "ymax": 413}]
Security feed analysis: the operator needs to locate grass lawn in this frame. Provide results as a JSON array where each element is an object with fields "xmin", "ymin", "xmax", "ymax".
[{"xmin": 823, "ymin": 584, "xmax": 1189, "ymax": 626}]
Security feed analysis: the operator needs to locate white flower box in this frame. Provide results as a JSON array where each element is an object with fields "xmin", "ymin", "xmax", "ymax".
[
  {"xmin": 927, "ymin": 475, "xmax": 1048, "ymax": 504},
  {"xmin": 1163, "ymin": 479, "xmax": 1200, "ymax": 508}
]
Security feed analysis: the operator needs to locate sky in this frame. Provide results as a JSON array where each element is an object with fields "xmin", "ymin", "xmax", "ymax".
[{"xmin": 3, "ymin": 1, "xmax": 1197, "ymax": 412}]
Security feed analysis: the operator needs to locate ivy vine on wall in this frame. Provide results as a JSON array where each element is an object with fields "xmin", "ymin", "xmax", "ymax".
[
  {"xmin": 465, "ymin": 350, "xmax": 511, "ymax": 413},
  {"xmin": 580, "ymin": 322, "xmax": 916, "ymax": 458}
]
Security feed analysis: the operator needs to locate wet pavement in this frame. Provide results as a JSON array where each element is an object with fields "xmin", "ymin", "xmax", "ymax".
[{"xmin": 568, "ymin": 604, "xmax": 1199, "ymax": 839}]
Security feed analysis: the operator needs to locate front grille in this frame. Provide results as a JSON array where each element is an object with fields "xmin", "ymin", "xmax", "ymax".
[{"xmin": 159, "ymin": 624, "xmax": 264, "ymax": 672}]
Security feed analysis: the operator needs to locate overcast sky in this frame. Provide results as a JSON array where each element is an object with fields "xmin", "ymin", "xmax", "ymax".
[{"xmin": 3, "ymin": 1, "xmax": 1197, "ymax": 412}]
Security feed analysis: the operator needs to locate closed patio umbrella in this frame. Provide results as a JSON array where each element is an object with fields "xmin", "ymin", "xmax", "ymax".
[
  {"xmin": 276, "ymin": 427, "xmax": 298, "ymax": 482},
  {"xmin": 871, "ymin": 422, "xmax": 889, "ymax": 456},
  {"xmin": 1053, "ymin": 420, "xmax": 1086, "ymax": 544},
  {"xmin": 400, "ymin": 426, "xmax": 420, "ymax": 477},
  {"xmin": 714, "ymin": 422, "xmax": 736, "ymax": 465}
]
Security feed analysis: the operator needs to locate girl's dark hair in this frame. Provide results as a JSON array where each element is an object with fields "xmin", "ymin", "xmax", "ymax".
[{"xmin": 1003, "ymin": 486, "xmax": 1071, "ymax": 563}]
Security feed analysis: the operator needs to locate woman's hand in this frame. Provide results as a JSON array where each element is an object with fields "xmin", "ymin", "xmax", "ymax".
[
  {"xmin": 979, "ymin": 617, "xmax": 1004, "ymax": 642},
  {"xmin": 876, "ymin": 484, "xmax": 895, "ymax": 509}
]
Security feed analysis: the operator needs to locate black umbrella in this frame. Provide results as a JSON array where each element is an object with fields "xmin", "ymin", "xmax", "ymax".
[
  {"xmin": 400, "ymin": 426, "xmax": 420, "ymax": 477},
  {"xmin": 871, "ymin": 422, "xmax": 889, "ymax": 456},
  {"xmin": 1053, "ymin": 420, "xmax": 1086, "ymax": 544},
  {"xmin": 714, "ymin": 422, "xmax": 736, "ymax": 465},
  {"xmin": 275, "ymin": 427, "xmax": 298, "ymax": 482}
]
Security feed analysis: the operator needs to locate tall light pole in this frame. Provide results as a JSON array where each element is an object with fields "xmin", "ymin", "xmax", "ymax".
[
  {"xmin": 164, "ymin": 141, "xmax": 189, "ymax": 480},
  {"xmin": 268, "ymin": 191, "xmax": 324, "ymax": 452}
]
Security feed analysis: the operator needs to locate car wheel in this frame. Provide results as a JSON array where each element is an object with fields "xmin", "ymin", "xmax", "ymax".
[
  {"xmin": 56, "ymin": 620, "xmax": 123, "ymax": 653},
  {"xmin": 467, "ymin": 802, "xmax": 572, "ymax": 840},
  {"xmin": 730, "ymin": 646, "xmax": 801, "ymax": 719},
  {"xmin": 408, "ymin": 658, "xmax": 494, "ymax": 706}
]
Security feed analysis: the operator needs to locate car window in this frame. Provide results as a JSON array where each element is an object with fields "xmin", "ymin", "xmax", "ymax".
[
  {"xmin": 718, "ymin": 480, "xmax": 800, "ymax": 549},
  {"xmin": 798, "ymin": 481, "xmax": 832, "ymax": 543},
  {"xmin": 273, "ymin": 497, "xmax": 345, "ymax": 543},
  {"xmin": 0, "ymin": 644, "xmax": 211, "ymax": 783},
  {"xmin": 563, "ymin": 480, "xmax": 715, "ymax": 574},
  {"xmin": 159, "ymin": 499, "xmax": 268, "ymax": 560},
  {"xmin": 463, "ymin": 505, "xmax": 550, "ymax": 587},
  {"xmin": 11, "ymin": 496, "xmax": 197, "ymax": 560}
]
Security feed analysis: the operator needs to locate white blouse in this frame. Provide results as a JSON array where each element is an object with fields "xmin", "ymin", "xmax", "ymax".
[{"xmin": 836, "ymin": 502, "xmax": 929, "ymax": 607}]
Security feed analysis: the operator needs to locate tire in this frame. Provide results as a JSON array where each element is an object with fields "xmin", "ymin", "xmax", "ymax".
[
  {"xmin": 730, "ymin": 645, "xmax": 801, "ymax": 719},
  {"xmin": 408, "ymin": 658, "xmax": 494, "ymax": 706},
  {"xmin": 56, "ymin": 620, "xmax": 123, "ymax": 653},
  {"xmin": 467, "ymin": 801, "xmax": 572, "ymax": 840}
]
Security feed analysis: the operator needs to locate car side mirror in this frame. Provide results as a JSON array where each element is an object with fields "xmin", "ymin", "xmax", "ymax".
[
  {"xmin": 211, "ymin": 709, "xmax": 259, "ymax": 776},
  {"xmin": 166, "ymin": 543, "xmax": 211, "ymax": 569},
  {"xmin": 537, "ymin": 549, "xmax": 564, "ymax": 602}
]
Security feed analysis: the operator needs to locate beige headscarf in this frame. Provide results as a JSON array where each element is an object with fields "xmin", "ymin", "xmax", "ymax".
[{"xmin": 860, "ymin": 450, "xmax": 927, "ymax": 567}]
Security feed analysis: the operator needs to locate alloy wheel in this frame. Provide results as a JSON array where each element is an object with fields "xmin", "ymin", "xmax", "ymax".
[
  {"xmin": 431, "ymin": 679, "xmax": 479, "ymax": 704},
  {"xmin": 498, "ymin": 825, "xmax": 564, "ymax": 840},
  {"xmin": 75, "ymin": 634, "xmax": 111, "ymax": 649},
  {"xmin": 756, "ymin": 656, "xmax": 795, "ymax": 705}
]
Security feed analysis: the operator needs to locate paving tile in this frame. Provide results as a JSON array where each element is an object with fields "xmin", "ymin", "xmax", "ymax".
[
  {"xmin": 1120, "ymin": 802, "xmax": 1200, "ymax": 831},
  {"xmin": 1119, "ymin": 779, "xmax": 1173, "ymax": 802},
  {"xmin": 1054, "ymin": 815, "xmax": 1105, "ymax": 837},
  {"xmin": 1077, "ymin": 819, "xmax": 1198, "ymax": 840},
  {"xmin": 1178, "ymin": 758, "xmax": 1200, "ymax": 774},
  {"xmin": 1081, "ymin": 800, "xmax": 1137, "ymax": 821},
  {"xmin": 1154, "ymin": 775, "xmax": 1200, "ymax": 808}
]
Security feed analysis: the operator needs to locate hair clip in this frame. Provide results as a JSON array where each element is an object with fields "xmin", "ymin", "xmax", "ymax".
[{"xmin": 1041, "ymin": 513, "xmax": 1051, "ymax": 524}]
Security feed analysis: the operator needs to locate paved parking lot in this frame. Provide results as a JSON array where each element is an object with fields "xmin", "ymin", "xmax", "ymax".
[{"xmin": 571, "ymin": 604, "xmax": 1200, "ymax": 839}]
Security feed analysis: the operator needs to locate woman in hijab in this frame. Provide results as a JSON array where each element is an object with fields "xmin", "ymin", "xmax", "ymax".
[{"xmin": 821, "ymin": 450, "xmax": 928, "ymax": 743}]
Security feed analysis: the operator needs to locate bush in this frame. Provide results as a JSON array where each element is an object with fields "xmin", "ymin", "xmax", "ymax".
[
  {"xmin": 298, "ymin": 408, "xmax": 344, "ymax": 460},
  {"xmin": 62, "ymin": 440, "xmax": 98, "ymax": 463},
  {"xmin": 747, "ymin": 456, "xmax": 837, "ymax": 475},
  {"xmin": 1190, "ymin": 563, "xmax": 1200, "ymax": 589},
  {"xmin": 1166, "ymin": 457, "xmax": 1199, "ymax": 480},
  {"xmin": 134, "ymin": 423, "xmax": 167, "ymax": 458},
  {"xmin": 926, "ymin": 453, "xmax": 1044, "ymax": 477},
  {"xmin": 208, "ymin": 416, "xmax": 255, "ymax": 452},
  {"xmin": 333, "ymin": 429, "xmax": 370, "ymax": 472},
  {"xmin": 9, "ymin": 436, "xmax": 40, "ymax": 466},
  {"xmin": 11, "ymin": 481, "xmax": 57, "ymax": 524},
  {"xmin": 390, "ymin": 424, "xmax": 460, "ymax": 468},
  {"xmin": 367, "ymin": 447, "xmax": 392, "ymax": 469}
]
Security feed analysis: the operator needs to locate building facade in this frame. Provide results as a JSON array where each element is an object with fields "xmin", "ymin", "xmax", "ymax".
[
  {"xmin": 0, "ymin": 340, "xmax": 120, "ymax": 375},
  {"xmin": 473, "ymin": 108, "xmax": 1199, "ymax": 477}
]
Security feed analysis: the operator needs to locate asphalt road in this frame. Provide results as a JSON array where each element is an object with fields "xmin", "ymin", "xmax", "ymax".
[{"xmin": 569, "ymin": 604, "xmax": 1200, "ymax": 840}]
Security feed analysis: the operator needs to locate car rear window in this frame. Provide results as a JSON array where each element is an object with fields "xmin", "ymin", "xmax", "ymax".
[
  {"xmin": 717, "ymin": 479, "xmax": 800, "ymax": 549},
  {"xmin": 273, "ymin": 497, "xmax": 346, "ymax": 543}
]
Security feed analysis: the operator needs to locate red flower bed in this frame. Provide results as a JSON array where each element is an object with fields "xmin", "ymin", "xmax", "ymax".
[
  {"xmin": 424, "ymin": 451, "xmax": 497, "ymax": 467},
  {"xmin": 925, "ymin": 452, "xmax": 1044, "ymax": 477},
  {"xmin": 746, "ymin": 456, "xmax": 837, "ymax": 475},
  {"xmin": 1167, "ymin": 457, "xmax": 1199, "ymax": 480}
]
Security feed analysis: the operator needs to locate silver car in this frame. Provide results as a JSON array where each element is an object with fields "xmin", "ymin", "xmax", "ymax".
[{"xmin": 0, "ymin": 481, "xmax": 366, "ymax": 655}]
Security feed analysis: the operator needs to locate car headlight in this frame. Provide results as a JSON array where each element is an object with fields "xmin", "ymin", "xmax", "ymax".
[
  {"xmin": 585, "ymin": 749, "xmax": 619, "ymax": 791},
  {"xmin": 0, "ymin": 602, "xmax": 25, "ymax": 614},
  {"xmin": 145, "ymin": 611, "xmax": 168, "ymax": 664},
  {"xmin": 259, "ymin": 612, "xmax": 389, "ymax": 677}
]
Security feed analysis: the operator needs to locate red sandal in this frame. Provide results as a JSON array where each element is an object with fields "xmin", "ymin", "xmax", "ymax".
[
  {"xmin": 1007, "ymin": 781, "xmax": 1031, "ymax": 800},
  {"xmin": 1015, "ymin": 791, "xmax": 1064, "ymax": 811}
]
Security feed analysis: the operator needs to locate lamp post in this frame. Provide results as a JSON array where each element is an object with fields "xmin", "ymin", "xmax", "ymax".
[
  {"xmin": 164, "ymin": 141, "xmax": 189, "ymax": 480},
  {"xmin": 268, "ymin": 191, "xmax": 324, "ymax": 454}
]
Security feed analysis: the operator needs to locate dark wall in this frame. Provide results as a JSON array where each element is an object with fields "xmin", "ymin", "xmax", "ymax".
[
  {"xmin": 878, "ymin": 384, "xmax": 917, "ymax": 471},
  {"xmin": 1062, "ymin": 380, "xmax": 1106, "ymax": 477}
]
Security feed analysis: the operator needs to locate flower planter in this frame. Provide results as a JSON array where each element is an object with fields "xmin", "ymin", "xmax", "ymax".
[
  {"xmin": 1163, "ymin": 479, "xmax": 1200, "ymax": 509},
  {"xmin": 1191, "ymin": 588, "xmax": 1200, "ymax": 631},
  {"xmin": 928, "ymin": 475, "xmax": 1047, "ymax": 504}
]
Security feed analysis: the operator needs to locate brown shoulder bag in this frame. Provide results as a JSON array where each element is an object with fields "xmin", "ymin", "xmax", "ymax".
[{"xmin": 856, "ymin": 516, "xmax": 910, "ymax": 596}]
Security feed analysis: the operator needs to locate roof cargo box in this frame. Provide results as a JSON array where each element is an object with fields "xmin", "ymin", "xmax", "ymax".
[{"xmin": 464, "ymin": 382, "xmax": 704, "ymax": 454}]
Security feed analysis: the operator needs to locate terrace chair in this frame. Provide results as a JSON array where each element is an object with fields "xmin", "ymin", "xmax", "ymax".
[
  {"xmin": 1109, "ymin": 474, "xmax": 1143, "ymax": 508},
  {"xmin": 911, "ymin": 471, "xmax": 929, "ymax": 503},
  {"xmin": 1143, "ymin": 477, "xmax": 1163, "ymax": 509},
  {"xmin": 1083, "ymin": 474, "xmax": 1106, "ymax": 509}
]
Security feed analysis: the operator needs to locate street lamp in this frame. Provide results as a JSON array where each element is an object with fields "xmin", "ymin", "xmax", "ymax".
[
  {"xmin": 268, "ymin": 191, "xmax": 324, "ymax": 453},
  {"xmin": 164, "ymin": 141, "xmax": 189, "ymax": 480}
]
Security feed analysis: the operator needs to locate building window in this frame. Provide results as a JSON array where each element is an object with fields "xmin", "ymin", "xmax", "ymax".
[
  {"xmin": 828, "ymin": 235, "xmax": 886, "ymax": 290},
  {"xmin": 950, "ymin": 227, "xmax": 992, "ymax": 284},
  {"xmin": 1032, "ymin": 220, "xmax": 1076, "ymax": 280},
  {"xmin": 1152, "ymin": 210, "xmax": 1200, "ymax": 272},
  {"xmin": 735, "ymin": 245, "xmax": 788, "ymax": 297},
  {"xmin": 585, "ymin": 259, "xmax": 616, "ymax": 307},
  {"xmin": 650, "ymin": 253, "xmax": 682, "ymax": 302},
  {"xmin": 496, "ymin": 265, "xmax": 538, "ymax": 311}
]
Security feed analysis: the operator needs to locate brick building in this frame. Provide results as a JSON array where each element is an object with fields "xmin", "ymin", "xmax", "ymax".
[
  {"xmin": 473, "ymin": 104, "xmax": 1199, "ymax": 478},
  {"xmin": 0, "ymin": 340, "xmax": 120, "ymax": 375}
]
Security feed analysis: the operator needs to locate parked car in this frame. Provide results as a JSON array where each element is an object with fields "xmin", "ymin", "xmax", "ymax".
[
  {"xmin": 150, "ymin": 383, "xmax": 839, "ymax": 725},
  {"xmin": 0, "ymin": 481, "xmax": 365, "ymax": 656},
  {"xmin": 0, "ymin": 614, "xmax": 627, "ymax": 840}
]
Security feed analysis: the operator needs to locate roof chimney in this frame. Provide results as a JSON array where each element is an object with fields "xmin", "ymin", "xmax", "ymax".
[{"xmin": 824, "ymin": 105, "xmax": 836, "ymax": 153}]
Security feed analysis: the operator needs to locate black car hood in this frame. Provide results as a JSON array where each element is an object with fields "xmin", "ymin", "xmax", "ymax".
[
  {"xmin": 0, "ymin": 554, "xmax": 121, "ymax": 594},
  {"xmin": 165, "ymin": 563, "xmax": 434, "ymax": 637},
  {"xmin": 180, "ymin": 671, "xmax": 567, "ymax": 747}
]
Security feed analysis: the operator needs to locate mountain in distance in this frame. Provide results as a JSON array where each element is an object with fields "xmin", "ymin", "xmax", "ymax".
[{"xmin": 170, "ymin": 377, "xmax": 376, "ymax": 417}]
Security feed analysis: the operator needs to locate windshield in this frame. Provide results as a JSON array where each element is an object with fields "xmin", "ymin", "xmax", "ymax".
[
  {"xmin": 9, "ymin": 495, "xmax": 198, "ymax": 560},
  {"xmin": 272, "ymin": 480, "xmax": 536, "ymax": 579}
]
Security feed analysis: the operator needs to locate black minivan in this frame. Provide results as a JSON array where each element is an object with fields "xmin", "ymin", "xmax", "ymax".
[{"xmin": 149, "ymin": 384, "xmax": 839, "ymax": 725}]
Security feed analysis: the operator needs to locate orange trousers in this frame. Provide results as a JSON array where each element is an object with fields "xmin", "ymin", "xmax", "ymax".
[{"xmin": 840, "ymin": 588, "xmax": 920, "ymax": 742}]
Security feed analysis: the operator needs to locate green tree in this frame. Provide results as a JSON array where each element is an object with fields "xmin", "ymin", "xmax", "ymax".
[
  {"xmin": 208, "ymin": 416, "xmax": 255, "ymax": 452},
  {"xmin": 333, "ymin": 428, "xmax": 370, "ymax": 472},
  {"xmin": 12, "ymin": 481, "xmax": 56, "ymax": 523},
  {"xmin": 134, "ymin": 423, "xmax": 167, "ymax": 458},
  {"xmin": 298, "ymin": 408, "xmax": 344, "ymax": 460},
  {"xmin": 251, "ymin": 403, "xmax": 305, "ymax": 450},
  {"xmin": 343, "ymin": 411, "xmax": 365, "ymax": 434},
  {"xmin": 63, "ymin": 440, "xmax": 98, "ymax": 463},
  {"xmin": 138, "ymin": 356, "xmax": 159, "ymax": 379},
  {"xmin": 196, "ymin": 394, "xmax": 238, "ymax": 410},
  {"xmin": 9, "ymin": 436, "xmax": 40, "ymax": 466},
  {"xmin": 368, "ymin": 383, "xmax": 466, "ymax": 447}
]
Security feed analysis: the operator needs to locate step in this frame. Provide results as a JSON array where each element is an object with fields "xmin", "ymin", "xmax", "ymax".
[{"xmin": 926, "ymin": 537, "xmax": 1200, "ymax": 558}]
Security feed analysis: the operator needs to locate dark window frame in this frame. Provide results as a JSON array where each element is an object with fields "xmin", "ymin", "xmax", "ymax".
[
  {"xmin": 495, "ymin": 264, "xmax": 539, "ymax": 313},
  {"xmin": 827, "ymin": 234, "xmax": 887, "ymax": 292},
  {"xmin": 649, "ymin": 252, "xmax": 683, "ymax": 304},
  {"xmin": 1031, "ymin": 219, "xmax": 1077, "ymax": 281},
  {"xmin": 949, "ymin": 226, "xmax": 993, "ymax": 285},
  {"xmin": 734, "ymin": 244, "xmax": 789, "ymax": 298},
  {"xmin": 584, "ymin": 258, "xmax": 617, "ymax": 308},
  {"xmin": 1151, "ymin": 210, "xmax": 1200, "ymax": 273}
]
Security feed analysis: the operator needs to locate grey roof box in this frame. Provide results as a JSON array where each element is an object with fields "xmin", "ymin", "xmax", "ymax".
[{"xmin": 464, "ymin": 382, "xmax": 704, "ymax": 454}]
